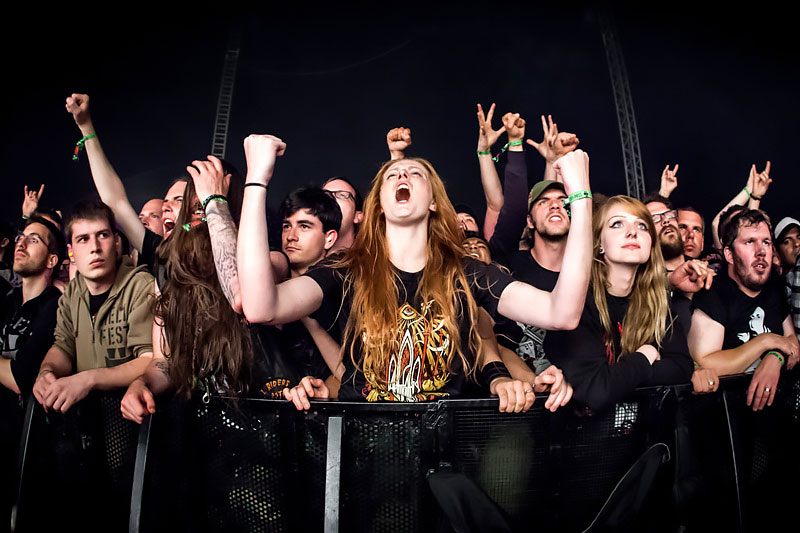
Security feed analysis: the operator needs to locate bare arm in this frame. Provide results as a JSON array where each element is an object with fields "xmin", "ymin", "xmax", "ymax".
[
  {"xmin": 0, "ymin": 359, "xmax": 19, "ymax": 394},
  {"xmin": 301, "ymin": 316, "xmax": 345, "ymax": 380},
  {"xmin": 475, "ymin": 104, "xmax": 506, "ymax": 237},
  {"xmin": 65, "ymin": 94, "xmax": 145, "ymax": 251},
  {"xmin": 386, "ymin": 127, "xmax": 411, "ymax": 161},
  {"xmin": 238, "ymin": 134, "xmax": 324, "ymax": 324},
  {"xmin": 688, "ymin": 309, "xmax": 797, "ymax": 374},
  {"xmin": 120, "ymin": 319, "xmax": 171, "ymax": 423},
  {"xmin": 710, "ymin": 164, "xmax": 769, "ymax": 249},
  {"xmin": 498, "ymin": 151, "xmax": 592, "ymax": 330}
]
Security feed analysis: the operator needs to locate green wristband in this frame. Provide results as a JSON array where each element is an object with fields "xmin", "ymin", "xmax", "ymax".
[
  {"xmin": 72, "ymin": 133, "xmax": 97, "ymax": 161},
  {"xmin": 37, "ymin": 368, "xmax": 54, "ymax": 378},
  {"xmin": 201, "ymin": 194, "xmax": 228, "ymax": 212},
  {"xmin": 563, "ymin": 190, "xmax": 592, "ymax": 206},
  {"xmin": 768, "ymin": 350, "xmax": 785, "ymax": 366},
  {"xmin": 507, "ymin": 140, "xmax": 523, "ymax": 147},
  {"xmin": 477, "ymin": 149, "xmax": 491, "ymax": 156},
  {"xmin": 22, "ymin": 214, "xmax": 30, "ymax": 220},
  {"xmin": 743, "ymin": 186, "xmax": 751, "ymax": 198}
]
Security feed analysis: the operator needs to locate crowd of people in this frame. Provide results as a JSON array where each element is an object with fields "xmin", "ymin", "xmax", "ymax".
[{"xmin": 1, "ymin": 94, "xmax": 799, "ymax": 445}]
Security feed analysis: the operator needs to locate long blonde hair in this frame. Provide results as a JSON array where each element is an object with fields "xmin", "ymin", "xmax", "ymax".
[
  {"xmin": 591, "ymin": 195, "xmax": 670, "ymax": 357},
  {"xmin": 333, "ymin": 158, "xmax": 482, "ymax": 384}
]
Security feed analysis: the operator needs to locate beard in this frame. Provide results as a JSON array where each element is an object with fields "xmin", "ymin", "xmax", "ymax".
[
  {"xmin": 659, "ymin": 227, "xmax": 684, "ymax": 260},
  {"xmin": 732, "ymin": 252, "xmax": 770, "ymax": 292}
]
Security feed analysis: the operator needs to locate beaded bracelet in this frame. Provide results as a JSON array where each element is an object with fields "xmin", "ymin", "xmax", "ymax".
[{"xmin": 201, "ymin": 194, "xmax": 228, "ymax": 212}]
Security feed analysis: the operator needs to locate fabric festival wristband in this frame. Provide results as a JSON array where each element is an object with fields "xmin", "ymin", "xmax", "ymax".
[
  {"xmin": 477, "ymin": 149, "xmax": 492, "ymax": 156},
  {"xmin": 37, "ymin": 369, "xmax": 54, "ymax": 378},
  {"xmin": 201, "ymin": 194, "xmax": 228, "ymax": 212},
  {"xmin": 491, "ymin": 140, "xmax": 524, "ymax": 163},
  {"xmin": 563, "ymin": 190, "xmax": 592, "ymax": 207},
  {"xmin": 743, "ymin": 187, "xmax": 751, "ymax": 198},
  {"xmin": 482, "ymin": 361, "xmax": 512, "ymax": 385},
  {"xmin": 768, "ymin": 351, "xmax": 785, "ymax": 366},
  {"xmin": 72, "ymin": 133, "xmax": 97, "ymax": 161}
]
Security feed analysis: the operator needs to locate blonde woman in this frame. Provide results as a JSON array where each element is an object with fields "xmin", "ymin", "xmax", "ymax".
[
  {"xmin": 237, "ymin": 135, "xmax": 593, "ymax": 411},
  {"xmin": 544, "ymin": 195, "xmax": 694, "ymax": 412}
]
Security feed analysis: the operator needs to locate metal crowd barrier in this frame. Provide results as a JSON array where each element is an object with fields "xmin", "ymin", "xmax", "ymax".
[{"xmin": 9, "ymin": 369, "xmax": 800, "ymax": 533}]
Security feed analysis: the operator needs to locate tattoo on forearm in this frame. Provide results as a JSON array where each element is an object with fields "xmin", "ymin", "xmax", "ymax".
[
  {"xmin": 205, "ymin": 202, "xmax": 241, "ymax": 307},
  {"xmin": 155, "ymin": 361, "xmax": 169, "ymax": 376}
]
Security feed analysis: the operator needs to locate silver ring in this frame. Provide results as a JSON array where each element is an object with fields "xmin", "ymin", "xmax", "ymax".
[
  {"xmin": 708, "ymin": 380, "xmax": 714, "ymax": 387},
  {"xmin": 524, "ymin": 389, "xmax": 534, "ymax": 395},
  {"xmin": 764, "ymin": 387, "xmax": 771, "ymax": 393}
]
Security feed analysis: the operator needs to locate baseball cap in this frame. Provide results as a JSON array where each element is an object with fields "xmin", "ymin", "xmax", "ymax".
[{"xmin": 527, "ymin": 180, "xmax": 565, "ymax": 211}]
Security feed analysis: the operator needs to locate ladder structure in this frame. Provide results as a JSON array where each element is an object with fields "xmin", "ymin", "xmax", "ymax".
[
  {"xmin": 211, "ymin": 31, "xmax": 242, "ymax": 159},
  {"xmin": 599, "ymin": 11, "xmax": 646, "ymax": 199}
]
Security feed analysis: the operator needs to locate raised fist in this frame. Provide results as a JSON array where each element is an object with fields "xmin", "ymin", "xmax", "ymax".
[
  {"xmin": 187, "ymin": 155, "xmax": 231, "ymax": 202},
  {"xmin": 65, "ymin": 93, "xmax": 92, "ymax": 130},
  {"xmin": 553, "ymin": 131, "xmax": 580, "ymax": 157},
  {"xmin": 502, "ymin": 112, "xmax": 526, "ymax": 142},
  {"xmin": 552, "ymin": 149, "xmax": 590, "ymax": 195},
  {"xmin": 243, "ymin": 134, "xmax": 286, "ymax": 185},
  {"xmin": 386, "ymin": 127, "xmax": 412, "ymax": 154}
]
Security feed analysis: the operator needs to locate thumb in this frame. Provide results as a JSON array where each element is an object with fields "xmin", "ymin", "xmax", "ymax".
[{"xmin": 144, "ymin": 390, "xmax": 156, "ymax": 413}]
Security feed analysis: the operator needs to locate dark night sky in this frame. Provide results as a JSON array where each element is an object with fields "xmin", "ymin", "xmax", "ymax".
[{"xmin": 1, "ymin": 4, "xmax": 797, "ymax": 231}]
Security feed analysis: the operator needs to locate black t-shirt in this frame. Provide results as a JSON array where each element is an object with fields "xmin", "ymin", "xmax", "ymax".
[
  {"xmin": 0, "ymin": 286, "xmax": 61, "ymax": 396},
  {"xmin": 88, "ymin": 289, "xmax": 111, "ymax": 317},
  {"xmin": 544, "ymin": 289, "xmax": 693, "ymax": 413},
  {"xmin": 304, "ymin": 257, "xmax": 514, "ymax": 402},
  {"xmin": 494, "ymin": 250, "xmax": 559, "ymax": 373},
  {"xmin": 140, "ymin": 228, "xmax": 164, "ymax": 277},
  {"xmin": 692, "ymin": 273, "xmax": 789, "ymax": 371}
]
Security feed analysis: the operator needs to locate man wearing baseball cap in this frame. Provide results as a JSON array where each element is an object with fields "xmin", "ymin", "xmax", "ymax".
[
  {"xmin": 494, "ymin": 180, "xmax": 569, "ymax": 376},
  {"xmin": 776, "ymin": 217, "xmax": 800, "ymax": 342}
]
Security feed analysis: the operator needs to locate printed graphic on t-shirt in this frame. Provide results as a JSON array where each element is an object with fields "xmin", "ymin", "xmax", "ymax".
[
  {"xmin": 363, "ymin": 302, "xmax": 451, "ymax": 402},
  {"xmin": 514, "ymin": 322, "xmax": 547, "ymax": 363},
  {"xmin": 736, "ymin": 306, "xmax": 770, "ymax": 372},
  {"xmin": 736, "ymin": 306, "xmax": 771, "ymax": 344},
  {"xmin": 0, "ymin": 314, "xmax": 31, "ymax": 359}
]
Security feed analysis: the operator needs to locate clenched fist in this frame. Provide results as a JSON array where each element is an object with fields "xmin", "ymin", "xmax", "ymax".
[{"xmin": 243, "ymin": 134, "xmax": 286, "ymax": 185}]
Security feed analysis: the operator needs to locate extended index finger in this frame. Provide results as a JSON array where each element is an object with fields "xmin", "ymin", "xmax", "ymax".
[{"xmin": 38, "ymin": 184, "xmax": 45, "ymax": 197}]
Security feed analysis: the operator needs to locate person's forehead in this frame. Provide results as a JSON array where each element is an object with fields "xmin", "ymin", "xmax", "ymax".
[
  {"xmin": 285, "ymin": 208, "xmax": 322, "ymax": 225},
  {"xmin": 464, "ymin": 237, "xmax": 487, "ymax": 247},
  {"xmin": 387, "ymin": 160, "xmax": 426, "ymax": 173},
  {"xmin": 736, "ymin": 222, "xmax": 771, "ymax": 239},
  {"xmin": 646, "ymin": 202, "xmax": 669, "ymax": 215},
  {"xmin": 164, "ymin": 181, "xmax": 186, "ymax": 199},
  {"xmin": 539, "ymin": 188, "xmax": 567, "ymax": 200},
  {"xmin": 783, "ymin": 227, "xmax": 800, "ymax": 239},
  {"xmin": 678, "ymin": 210, "xmax": 702, "ymax": 226},
  {"xmin": 324, "ymin": 179, "xmax": 355, "ymax": 195},
  {"xmin": 457, "ymin": 212, "xmax": 475, "ymax": 220},
  {"xmin": 141, "ymin": 199, "xmax": 163, "ymax": 213},
  {"xmin": 72, "ymin": 218, "xmax": 112, "ymax": 234},
  {"xmin": 23, "ymin": 222, "xmax": 50, "ymax": 242},
  {"xmin": 607, "ymin": 205, "xmax": 644, "ymax": 222}
]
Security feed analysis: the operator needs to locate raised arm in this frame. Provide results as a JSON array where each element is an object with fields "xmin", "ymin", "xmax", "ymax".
[
  {"xmin": 386, "ymin": 127, "xmax": 412, "ymax": 161},
  {"xmin": 65, "ymin": 94, "xmax": 146, "ymax": 251},
  {"xmin": 22, "ymin": 184, "xmax": 44, "ymax": 220},
  {"xmin": 658, "ymin": 164, "xmax": 679, "ymax": 198},
  {"xmin": 710, "ymin": 163, "xmax": 769, "ymax": 249},
  {"xmin": 526, "ymin": 115, "xmax": 579, "ymax": 182},
  {"xmin": 238, "ymin": 134, "xmax": 324, "ymax": 324},
  {"xmin": 497, "ymin": 150, "xmax": 592, "ymax": 330},
  {"xmin": 186, "ymin": 155, "xmax": 242, "ymax": 313},
  {"xmin": 475, "ymin": 103, "xmax": 505, "ymax": 237},
  {"xmin": 486, "ymin": 111, "xmax": 529, "ymax": 259}
]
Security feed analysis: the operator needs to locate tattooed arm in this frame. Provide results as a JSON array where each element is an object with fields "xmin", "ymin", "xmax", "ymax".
[
  {"xmin": 205, "ymin": 200, "xmax": 243, "ymax": 313},
  {"xmin": 120, "ymin": 316, "xmax": 172, "ymax": 423}
]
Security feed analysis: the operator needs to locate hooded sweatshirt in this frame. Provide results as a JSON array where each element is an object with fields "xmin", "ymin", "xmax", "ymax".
[{"xmin": 53, "ymin": 257, "xmax": 154, "ymax": 372}]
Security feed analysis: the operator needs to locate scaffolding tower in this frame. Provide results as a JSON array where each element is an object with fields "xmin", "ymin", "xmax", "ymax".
[
  {"xmin": 599, "ymin": 11, "xmax": 646, "ymax": 199},
  {"xmin": 211, "ymin": 31, "xmax": 242, "ymax": 159}
]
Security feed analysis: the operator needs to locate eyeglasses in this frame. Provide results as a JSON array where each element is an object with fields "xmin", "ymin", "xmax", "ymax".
[
  {"xmin": 15, "ymin": 232, "xmax": 47, "ymax": 247},
  {"xmin": 324, "ymin": 190, "xmax": 355, "ymax": 202},
  {"xmin": 651, "ymin": 210, "xmax": 678, "ymax": 224}
]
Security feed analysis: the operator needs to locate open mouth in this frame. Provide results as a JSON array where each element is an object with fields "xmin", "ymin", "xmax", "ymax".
[
  {"xmin": 753, "ymin": 261, "xmax": 768, "ymax": 273},
  {"xmin": 395, "ymin": 184, "xmax": 410, "ymax": 203},
  {"xmin": 163, "ymin": 219, "xmax": 175, "ymax": 235},
  {"xmin": 549, "ymin": 214, "xmax": 563, "ymax": 222}
]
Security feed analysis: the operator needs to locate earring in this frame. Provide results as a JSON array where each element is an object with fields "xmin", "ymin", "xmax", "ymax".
[{"xmin": 599, "ymin": 246, "xmax": 604, "ymax": 254}]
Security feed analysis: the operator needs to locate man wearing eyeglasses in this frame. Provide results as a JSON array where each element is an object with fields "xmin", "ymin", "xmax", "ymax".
[
  {"xmin": 0, "ymin": 217, "xmax": 65, "ymax": 398},
  {"xmin": 323, "ymin": 177, "xmax": 363, "ymax": 251}
]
